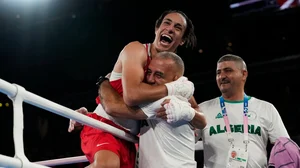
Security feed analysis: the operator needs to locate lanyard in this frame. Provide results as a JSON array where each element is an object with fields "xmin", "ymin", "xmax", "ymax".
[{"xmin": 219, "ymin": 94, "xmax": 250, "ymax": 150}]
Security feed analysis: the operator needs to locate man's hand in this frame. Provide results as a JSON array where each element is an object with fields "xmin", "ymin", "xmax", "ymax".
[
  {"xmin": 156, "ymin": 97, "xmax": 195, "ymax": 123},
  {"xmin": 68, "ymin": 107, "xmax": 89, "ymax": 133},
  {"xmin": 164, "ymin": 76, "xmax": 194, "ymax": 99},
  {"xmin": 156, "ymin": 99, "xmax": 170, "ymax": 120}
]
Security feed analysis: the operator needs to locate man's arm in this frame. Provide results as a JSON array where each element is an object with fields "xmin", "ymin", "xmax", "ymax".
[
  {"xmin": 99, "ymin": 80, "xmax": 148, "ymax": 120},
  {"xmin": 189, "ymin": 96, "xmax": 200, "ymax": 111},
  {"xmin": 120, "ymin": 42, "xmax": 168, "ymax": 106},
  {"xmin": 68, "ymin": 107, "xmax": 90, "ymax": 132},
  {"xmin": 100, "ymin": 80, "xmax": 203, "ymax": 128},
  {"xmin": 157, "ymin": 98, "xmax": 207, "ymax": 129},
  {"xmin": 267, "ymin": 104, "xmax": 289, "ymax": 144},
  {"xmin": 189, "ymin": 111, "xmax": 207, "ymax": 129},
  {"xmin": 188, "ymin": 96, "xmax": 206, "ymax": 129}
]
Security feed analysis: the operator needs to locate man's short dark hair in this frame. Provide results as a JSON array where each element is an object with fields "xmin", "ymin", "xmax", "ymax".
[{"xmin": 218, "ymin": 54, "xmax": 247, "ymax": 70}]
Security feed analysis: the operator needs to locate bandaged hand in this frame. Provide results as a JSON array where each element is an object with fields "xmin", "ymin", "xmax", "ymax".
[
  {"xmin": 68, "ymin": 107, "xmax": 88, "ymax": 132},
  {"xmin": 164, "ymin": 76, "xmax": 194, "ymax": 99},
  {"xmin": 162, "ymin": 97, "xmax": 196, "ymax": 123}
]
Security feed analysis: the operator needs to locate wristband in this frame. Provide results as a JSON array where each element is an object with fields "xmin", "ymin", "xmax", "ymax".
[{"xmin": 96, "ymin": 76, "xmax": 109, "ymax": 87}]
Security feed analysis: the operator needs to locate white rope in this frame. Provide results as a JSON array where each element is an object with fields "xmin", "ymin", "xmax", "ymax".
[
  {"xmin": 34, "ymin": 156, "xmax": 88, "ymax": 166},
  {"xmin": 33, "ymin": 140, "xmax": 204, "ymax": 167},
  {"xmin": 0, "ymin": 154, "xmax": 49, "ymax": 168},
  {"xmin": 0, "ymin": 78, "xmax": 138, "ymax": 143},
  {"xmin": 0, "ymin": 78, "xmax": 138, "ymax": 168}
]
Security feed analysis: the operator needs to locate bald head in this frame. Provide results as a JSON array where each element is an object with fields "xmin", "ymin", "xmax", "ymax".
[
  {"xmin": 146, "ymin": 51, "xmax": 185, "ymax": 85},
  {"xmin": 155, "ymin": 51, "xmax": 185, "ymax": 76}
]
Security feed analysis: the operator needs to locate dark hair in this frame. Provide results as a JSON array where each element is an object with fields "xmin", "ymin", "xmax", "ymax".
[
  {"xmin": 218, "ymin": 54, "xmax": 247, "ymax": 70},
  {"xmin": 155, "ymin": 10, "xmax": 197, "ymax": 49}
]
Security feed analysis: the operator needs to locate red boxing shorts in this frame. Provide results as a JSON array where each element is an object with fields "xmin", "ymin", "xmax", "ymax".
[{"xmin": 80, "ymin": 113, "xmax": 136, "ymax": 168}]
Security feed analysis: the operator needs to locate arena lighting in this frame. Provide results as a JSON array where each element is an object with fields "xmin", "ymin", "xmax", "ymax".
[
  {"xmin": 280, "ymin": 0, "xmax": 298, "ymax": 10},
  {"xmin": 230, "ymin": 0, "xmax": 263, "ymax": 9},
  {"xmin": 0, "ymin": 102, "xmax": 10, "ymax": 107},
  {"xmin": 0, "ymin": 0, "xmax": 51, "ymax": 11},
  {"xmin": 3, "ymin": 0, "xmax": 49, "ymax": 3}
]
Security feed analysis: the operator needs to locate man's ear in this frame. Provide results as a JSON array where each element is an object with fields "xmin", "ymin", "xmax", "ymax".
[
  {"xmin": 242, "ymin": 70, "xmax": 248, "ymax": 81},
  {"xmin": 173, "ymin": 75, "xmax": 180, "ymax": 81}
]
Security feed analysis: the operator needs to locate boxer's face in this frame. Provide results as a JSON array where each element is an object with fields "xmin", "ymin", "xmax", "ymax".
[
  {"xmin": 154, "ymin": 12, "xmax": 187, "ymax": 52},
  {"xmin": 145, "ymin": 58, "xmax": 178, "ymax": 86}
]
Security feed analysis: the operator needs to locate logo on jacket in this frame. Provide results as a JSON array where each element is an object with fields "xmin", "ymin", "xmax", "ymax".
[{"xmin": 215, "ymin": 112, "xmax": 223, "ymax": 119}]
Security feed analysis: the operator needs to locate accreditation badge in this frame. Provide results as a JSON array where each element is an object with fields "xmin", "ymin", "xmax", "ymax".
[{"xmin": 226, "ymin": 146, "xmax": 248, "ymax": 168}]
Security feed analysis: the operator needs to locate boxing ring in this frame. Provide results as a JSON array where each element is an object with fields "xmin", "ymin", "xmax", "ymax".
[{"xmin": 0, "ymin": 78, "xmax": 203, "ymax": 168}]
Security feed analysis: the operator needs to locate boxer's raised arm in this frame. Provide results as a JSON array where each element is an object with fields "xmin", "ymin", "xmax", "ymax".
[
  {"xmin": 99, "ymin": 80, "xmax": 149, "ymax": 120},
  {"xmin": 121, "ymin": 41, "xmax": 168, "ymax": 106}
]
